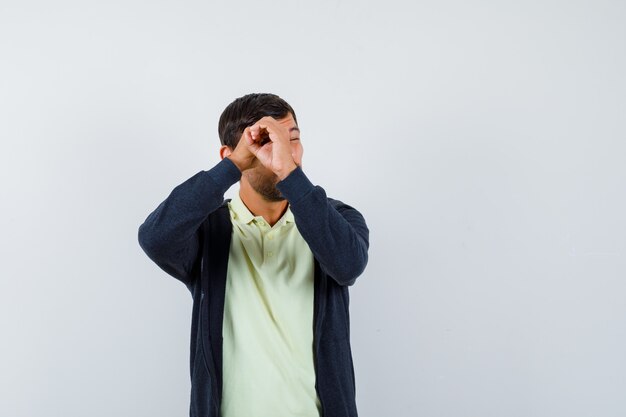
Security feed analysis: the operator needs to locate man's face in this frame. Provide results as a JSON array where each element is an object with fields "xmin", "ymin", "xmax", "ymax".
[{"xmin": 242, "ymin": 113, "xmax": 303, "ymax": 202}]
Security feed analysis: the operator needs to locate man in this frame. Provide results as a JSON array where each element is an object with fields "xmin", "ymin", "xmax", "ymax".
[{"xmin": 138, "ymin": 93, "xmax": 369, "ymax": 417}]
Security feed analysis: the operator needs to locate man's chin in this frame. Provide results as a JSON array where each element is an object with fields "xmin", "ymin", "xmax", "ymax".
[
  {"xmin": 259, "ymin": 188, "xmax": 286, "ymax": 202},
  {"xmin": 244, "ymin": 170, "xmax": 286, "ymax": 202},
  {"xmin": 263, "ymin": 195, "xmax": 286, "ymax": 202},
  {"xmin": 252, "ymin": 183, "xmax": 285, "ymax": 202}
]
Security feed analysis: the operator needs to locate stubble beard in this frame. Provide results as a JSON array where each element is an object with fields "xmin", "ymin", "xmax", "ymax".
[{"xmin": 244, "ymin": 168, "xmax": 286, "ymax": 202}]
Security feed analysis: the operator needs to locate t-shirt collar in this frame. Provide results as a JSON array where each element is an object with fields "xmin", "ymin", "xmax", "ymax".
[{"xmin": 229, "ymin": 193, "xmax": 294, "ymax": 225}]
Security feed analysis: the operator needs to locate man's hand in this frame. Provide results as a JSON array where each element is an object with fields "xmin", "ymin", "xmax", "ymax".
[
  {"xmin": 247, "ymin": 116, "xmax": 298, "ymax": 180},
  {"xmin": 226, "ymin": 126, "xmax": 257, "ymax": 172}
]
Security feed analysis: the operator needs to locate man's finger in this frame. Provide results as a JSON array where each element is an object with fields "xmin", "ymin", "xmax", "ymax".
[
  {"xmin": 250, "ymin": 128, "xmax": 274, "ymax": 147},
  {"xmin": 250, "ymin": 117, "xmax": 278, "ymax": 134},
  {"xmin": 258, "ymin": 122, "xmax": 289, "ymax": 144},
  {"xmin": 249, "ymin": 124, "xmax": 269, "ymax": 140},
  {"xmin": 244, "ymin": 127, "xmax": 255, "ymax": 145}
]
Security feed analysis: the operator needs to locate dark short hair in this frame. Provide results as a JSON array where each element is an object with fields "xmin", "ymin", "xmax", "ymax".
[{"xmin": 218, "ymin": 93, "xmax": 298, "ymax": 149}]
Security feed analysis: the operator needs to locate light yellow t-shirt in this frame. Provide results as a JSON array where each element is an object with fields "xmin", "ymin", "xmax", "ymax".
[{"xmin": 220, "ymin": 193, "xmax": 321, "ymax": 417}]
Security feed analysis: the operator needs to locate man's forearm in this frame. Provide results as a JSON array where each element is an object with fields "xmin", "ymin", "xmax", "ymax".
[
  {"xmin": 137, "ymin": 157, "xmax": 241, "ymax": 285},
  {"xmin": 276, "ymin": 167, "xmax": 370, "ymax": 286}
]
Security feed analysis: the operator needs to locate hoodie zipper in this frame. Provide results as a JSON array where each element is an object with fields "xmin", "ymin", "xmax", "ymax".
[
  {"xmin": 313, "ymin": 271, "xmax": 327, "ymax": 416},
  {"xmin": 199, "ymin": 291, "xmax": 220, "ymax": 416}
]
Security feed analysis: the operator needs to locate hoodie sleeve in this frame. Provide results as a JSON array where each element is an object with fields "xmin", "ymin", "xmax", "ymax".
[
  {"xmin": 276, "ymin": 166, "xmax": 370, "ymax": 286},
  {"xmin": 137, "ymin": 157, "xmax": 241, "ymax": 286}
]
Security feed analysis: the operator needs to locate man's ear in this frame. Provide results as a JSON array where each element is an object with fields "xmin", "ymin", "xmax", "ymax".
[{"xmin": 220, "ymin": 145, "xmax": 233, "ymax": 160}]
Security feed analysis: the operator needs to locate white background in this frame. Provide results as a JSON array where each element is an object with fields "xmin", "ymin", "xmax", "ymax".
[{"xmin": 1, "ymin": 1, "xmax": 625, "ymax": 416}]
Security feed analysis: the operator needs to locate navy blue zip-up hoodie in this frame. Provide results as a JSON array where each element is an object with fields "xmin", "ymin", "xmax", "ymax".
[{"xmin": 137, "ymin": 157, "xmax": 370, "ymax": 417}]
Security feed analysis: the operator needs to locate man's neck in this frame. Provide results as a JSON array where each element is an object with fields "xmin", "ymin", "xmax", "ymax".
[{"xmin": 238, "ymin": 181, "xmax": 289, "ymax": 227}]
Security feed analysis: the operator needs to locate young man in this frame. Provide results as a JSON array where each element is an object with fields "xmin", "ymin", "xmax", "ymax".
[{"xmin": 138, "ymin": 93, "xmax": 370, "ymax": 417}]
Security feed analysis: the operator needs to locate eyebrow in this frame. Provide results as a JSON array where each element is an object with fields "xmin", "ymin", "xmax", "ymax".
[{"xmin": 289, "ymin": 127, "xmax": 300, "ymax": 133}]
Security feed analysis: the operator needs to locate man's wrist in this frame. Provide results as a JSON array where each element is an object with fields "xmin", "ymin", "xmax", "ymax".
[
  {"xmin": 208, "ymin": 157, "xmax": 242, "ymax": 189},
  {"xmin": 276, "ymin": 165, "xmax": 315, "ymax": 204},
  {"xmin": 225, "ymin": 155, "xmax": 247, "ymax": 173},
  {"xmin": 276, "ymin": 162, "xmax": 298, "ymax": 181}
]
